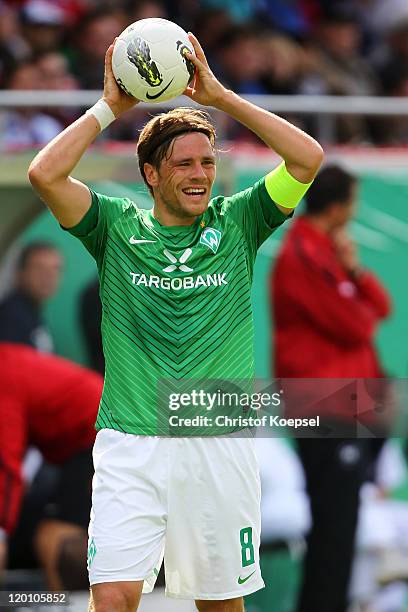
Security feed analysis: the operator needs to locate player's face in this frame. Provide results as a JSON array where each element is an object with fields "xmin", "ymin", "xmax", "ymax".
[{"xmin": 150, "ymin": 132, "xmax": 216, "ymax": 224}]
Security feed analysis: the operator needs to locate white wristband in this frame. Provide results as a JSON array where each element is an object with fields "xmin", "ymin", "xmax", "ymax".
[{"xmin": 86, "ymin": 99, "xmax": 116, "ymax": 131}]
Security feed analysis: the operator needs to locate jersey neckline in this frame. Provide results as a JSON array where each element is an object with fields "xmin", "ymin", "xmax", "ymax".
[{"xmin": 146, "ymin": 209, "xmax": 204, "ymax": 234}]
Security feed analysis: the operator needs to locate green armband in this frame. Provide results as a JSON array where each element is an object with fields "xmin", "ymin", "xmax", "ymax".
[{"xmin": 265, "ymin": 162, "xmax": 313, "ymax": 209}]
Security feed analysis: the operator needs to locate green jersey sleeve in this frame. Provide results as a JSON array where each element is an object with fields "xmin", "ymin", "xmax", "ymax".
[
  {"xmin": 219, "ymin": 176, "xmax": 292, "ymax": 266},
  {"xmin": 62, "ymin": 189, "xmax": 131, "ymax": 266}
]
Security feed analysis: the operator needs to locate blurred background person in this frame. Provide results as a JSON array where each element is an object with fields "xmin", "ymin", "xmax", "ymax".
[
  {"xmin": 368, "ymin": 63, "xmax": 408, "ymax": 145},
  {"xmin": 254, "ymin": 0, "xmax": 312, "ymax": 37},
  {"xmin": 215, "ymin": 24, "xmax": 268, "ymax": 96},
  {"xmin": 246, "ymin": 436, "xmax": 311, "ymax": 612},
  {"xmin": 0, "ymin": 241, "xmax": 64, "ymax": 569},
  {"xmin": 36, "ymin": 51, "xmax": 78, "ymax": 92},
  {"xmin": 361, "ymin": 0, "xmax": 408, "ymax": 51},
  {"xmin": 260, "ymin": 33, "xmax": 305, "ymax": 96},
  {"xmin": 256, "ymin": 437, "xmax": 311, "ymax": 547},
  {"xmin": 0, "ymin": 242, "xmax": 62, "ymax": 351},
  {"xmin": 0, "ymin": 60, "xmax": 64, "ymax": 149},
  {"xmin": 0, "ymin": 343, "xmax": 102, "ymax": 590},
  {"xmin": 19, "ymin": 0, "xmax": 67, "ymax": 55},
  {"xmin": 350, "ymin": 439, "xmax": 408, "ymax": 611},
  {"xmin": 69, "ymin": 7, "xmax": 126, "ymax": 90},
  {"xmin": 212, "ymin": 24, "xmax": 269, "ymax": 141},
  {"xmin": 375, "ymin": 18, "xmax": 408, "ymax": 92},
  {"xmin": 299, "ymin": 4, "xmax": 380, "ymax": 143},
  {"xmin": 0, "ymin": 0, "xmax": 30, "ymax": 88},
  {"xmin": 36, "ymin": 50, "xmax": 80, "ymax": 126},
  {"xmin": 199, "ymin": 0, "xmax": 255, "ymax": 23},
  {"xmin": 190, "ymin": 8, "xmax": 233, "ymax": 67},
  {"xmin": 270, "ymin": 164, "xmax": 392, "ymax": 612},
  {"xmin": 272, "ymin": 165, "xmax": 391, "ymax": 381},
  {"xmin": 127, "ymin": 0, "xmax": 168, "ymax": 23}
]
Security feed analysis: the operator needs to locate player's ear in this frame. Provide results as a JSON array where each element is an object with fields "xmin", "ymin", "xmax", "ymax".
[{"xmin": 144, "ymin": 163, "xmax": 159, "ymax": 189}]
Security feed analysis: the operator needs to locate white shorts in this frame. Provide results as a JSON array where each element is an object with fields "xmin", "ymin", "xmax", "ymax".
[{"xmin": 88, "ymin": 429, "xmax": 264, "ymax": 600}]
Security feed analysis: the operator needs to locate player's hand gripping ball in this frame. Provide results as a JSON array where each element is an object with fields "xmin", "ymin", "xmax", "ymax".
[{"xmin": 112, "ymin": 18, "xmax": 196, "ymax": 103}]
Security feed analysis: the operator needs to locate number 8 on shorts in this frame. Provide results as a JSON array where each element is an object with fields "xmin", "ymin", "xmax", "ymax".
[{"xmin": 240, "ymin": 527, "xmax": 255, "ymax": 567}]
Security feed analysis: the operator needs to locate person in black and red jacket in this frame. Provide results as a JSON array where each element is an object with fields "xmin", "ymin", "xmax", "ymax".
[
  {"xmin": 0, "ymin": 342, "xmax": 102, "ymax": 590},
  {"xmin": 271, "ymin": 164, "xmax": 392, "ymax": 612}
]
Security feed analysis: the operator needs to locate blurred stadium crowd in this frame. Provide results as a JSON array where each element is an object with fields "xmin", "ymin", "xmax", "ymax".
[{"xmin": 2, "ymin": 0, "xmax": 408, "ymax": 146}]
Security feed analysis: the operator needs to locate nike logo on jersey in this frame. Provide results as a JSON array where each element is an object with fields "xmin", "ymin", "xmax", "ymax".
[
  {"xmin": 237, "ymin": 571, "xmax": 256, "ymax": 585},
  {"xmin": 129, "ymin": 237, "xmax": 157, "ymax": 244}
]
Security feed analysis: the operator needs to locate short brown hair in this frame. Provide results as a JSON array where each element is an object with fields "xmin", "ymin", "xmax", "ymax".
[{"xmin": 137, "ymin": 108, "xmax": 216, "ymax": 194}]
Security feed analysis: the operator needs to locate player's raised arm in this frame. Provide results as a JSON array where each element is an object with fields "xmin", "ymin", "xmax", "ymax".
[
  {"xmin": 28, "ymin": 43, "xmax": 138, "ymax": 228},
  {"xmin": 184, "ymin": 33, "xmax": 324, "ymax": 214}
]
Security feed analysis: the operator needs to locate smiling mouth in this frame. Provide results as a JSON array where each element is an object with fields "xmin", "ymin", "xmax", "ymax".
[{"xmin": 182, "ymin": 188, "xmax": 206, "ymax": 197}]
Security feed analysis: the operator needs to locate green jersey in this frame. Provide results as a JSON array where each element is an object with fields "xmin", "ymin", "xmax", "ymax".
[{"xmin": 66, "ymin": 178, "xmax": 290, "ymax": 435}]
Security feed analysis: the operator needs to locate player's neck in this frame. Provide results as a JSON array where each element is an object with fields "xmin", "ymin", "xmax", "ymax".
[{"xmin": 152, "ymin": 206, "xmax": 197, "ymax": 227}]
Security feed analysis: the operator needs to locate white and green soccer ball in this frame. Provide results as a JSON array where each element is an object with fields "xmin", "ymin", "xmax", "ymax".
[{"xmin": 112, "ymin": 18, "xmax": 196, "ymax": 103}]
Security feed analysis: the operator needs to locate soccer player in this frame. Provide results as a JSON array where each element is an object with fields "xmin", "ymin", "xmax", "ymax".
[{"xmin": 28, "ymin": 34, "xmax": 323, "ymax": 612}]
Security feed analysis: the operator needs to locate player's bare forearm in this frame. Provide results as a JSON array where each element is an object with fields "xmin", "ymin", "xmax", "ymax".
[{"xmin": 214, "ymin": 91, "xmax": 323, "ymax": 182}]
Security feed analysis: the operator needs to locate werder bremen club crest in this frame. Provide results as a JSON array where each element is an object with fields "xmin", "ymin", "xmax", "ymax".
[{"xmin": 200, "ymin": 227, "xmax": 222, "ymax": 254}]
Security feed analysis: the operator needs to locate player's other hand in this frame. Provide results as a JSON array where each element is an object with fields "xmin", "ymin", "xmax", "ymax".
[
  {"xmin": 183, "ymin": 33, "xmax": 227, "ymax": 108},
  {"xmin": 103, "ymin": 41, "xmax": 139, "ymax": 118}
]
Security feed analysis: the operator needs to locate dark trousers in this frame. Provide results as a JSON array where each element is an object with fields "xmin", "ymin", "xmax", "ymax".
[
  {"xmin": 295, "ymin": 437, "xmax": 373, "ymax": 612},
  {"xmin": 9, "ymin": 447, "xmax": 93, "ymax": 569}
]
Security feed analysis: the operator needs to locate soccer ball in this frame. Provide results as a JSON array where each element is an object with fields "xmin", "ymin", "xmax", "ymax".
[{"xmin": 112, "ymin": 18, "xmax": 196, "ymax": 103}]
